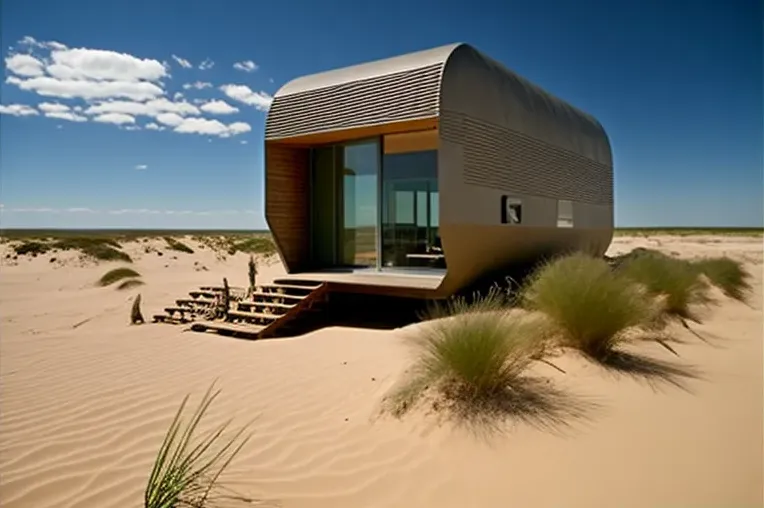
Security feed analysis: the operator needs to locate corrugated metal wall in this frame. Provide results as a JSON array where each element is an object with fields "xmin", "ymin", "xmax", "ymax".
[
  {"xmin": 440, "ymin": 110, "xmax": 613, "ymax": 206},
  {"xmin": 265, "ymin": 63, "xmax": 443, "ymax": 140}
]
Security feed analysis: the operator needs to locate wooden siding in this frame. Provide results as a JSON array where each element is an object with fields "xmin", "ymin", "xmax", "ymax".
[
  {"xmin": 272, "ymin": 118, "xmax": 438, "ymax": 147},
  {"xmin": 265, "ymin": 143, "xmax": 310, "ymax": 271}
]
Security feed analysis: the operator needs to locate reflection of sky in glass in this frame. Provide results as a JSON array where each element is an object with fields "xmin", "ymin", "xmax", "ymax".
[{"xmin": 344, "ymin": 142, "xmax": 378, "ymax": 227}]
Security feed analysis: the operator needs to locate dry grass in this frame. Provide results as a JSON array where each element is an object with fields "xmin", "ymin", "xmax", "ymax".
[
  {"xmin": 98, "ymin": 267, "xmax": 141, "ymax": 287},
  {"xmin": 118, "ymin": 279, "xmax": 145, "ymax": 291},
  {"xmin": 521, "ymin": 253, "xmax": 664, "ymax": 359},
  {"xmin": 616, "ymin": 249, "xmax": 710, "ymax": 322},
  {"xmin": 693, "ymin": 257, "xmax": 752, "ymax": 302},
  {"xmin": 145, "ymin": 384, "xmax": 252, "ymax": 508},
  {"xmin": 164, "ymin": 237, "xmax": 195, "ymax": 254}
]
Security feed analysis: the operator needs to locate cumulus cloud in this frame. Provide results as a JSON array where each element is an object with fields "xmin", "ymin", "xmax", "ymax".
[
  {"xmin": 156, "ymin": 112, "xmax": 184, "ymax": 127},
  {"xmin": 5, "ymin": 54, "xmax": 45, "ymax": 77},
  {"xmin": 93, "ymin": 112, "xmax": 135, "ymax": 125},
  {"xmin": 145, "ymin": 122, "xmax": 165, "ymax": 131},
  {"xmin": 135, "ymin": 164, "xmax": 148, "ymax": 170},
  {"xmin": 220, "ymin": 84, "xmax": 273, "ymax": 111},
  {"xmin": 85, "ymin": 98, "xmax": 200, "ymax": 118},
  {"xmin": 233, "ymin": 60, "xmax": 258, "ymax": 73},
  {"xmin": 182, "ymin": 81, "xmax": 212, "ymax": 90},
  {"xmin": 46, "ymin": 111, "xmax": 87, "ymax": 122},
  {"xmin": 173, "ymin": 117, "xmax": 251, "ymax": 137},
  {"xmin": 0, "ymin": 104, "xmax": 38, "ymax": 116},
  {"xmin": 7, "ymin": 75, "xmax": 164, "ymax": 101},
  {"xmin": 198, "ymin": 58, "xmax": 214, "ymax": 70},
  {"xmin": 171, "ymin": 54, "xmax": 192, "ymax": 69},
  {"xmin": 200, "ymin": 99, "xmax": 239, "ymax": 115}
]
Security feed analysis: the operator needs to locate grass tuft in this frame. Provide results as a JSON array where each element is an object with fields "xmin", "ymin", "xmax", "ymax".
[
  {"xmin": 227, "ymin": 236, "xmax": 276, "ymax": 256},
  {"xmin": 616, "ymin": 249, "xmax": 709, "ymax": 321},
  {"xmin": 692, "ymin": 257, "xmax": 751, "ymax": 302},
  {"xmin": 98, "ymin": 267, "xmax": 141, "ymax": 287},
  {"xmin": 145, "ymin": 383, "xmax": 252, "ymax": 508},
  {"xmin": 387, "ymin": 309, "xmax": 553, "ymax": 420},
  {"xmin": 164, "ymin": 237, "xmax": 195, "ymax": 254},
  {"xmin": 522, "ymin": 253, "xmax": 662, "ymax": 359},
  {"xmin": 14, "ymin": 241, "xmax": 51, "ymax": 256},
  {"xmin": 118, "ymin": 279, "xmax": 145, "ymax": 291}
]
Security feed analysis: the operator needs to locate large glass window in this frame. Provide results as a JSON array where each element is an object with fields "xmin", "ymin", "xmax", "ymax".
[
  {"xmin": 381, "ymin": 148, "xmax": 444, "ymax": 269},
  {"xmin": 341, "ymin": 141, "xmax": 379, "ymax": 267}
]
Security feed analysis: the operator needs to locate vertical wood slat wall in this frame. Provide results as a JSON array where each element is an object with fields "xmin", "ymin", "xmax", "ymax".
[{"xmin": 265, "ymin": 143, "xmax": 310, "ymax": 271}]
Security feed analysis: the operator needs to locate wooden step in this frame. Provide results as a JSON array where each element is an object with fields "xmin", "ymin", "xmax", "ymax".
[
  {"xmin": 227, "ymin": 310, "xmax": 279, "ymax": 322},
  {"xmin": 176, "ymin": 298, "xmax": 215, "ymax": 307},
  {"xmin": 249, "ymin": 291, "xmax": 305, "ymax": 301},
  {"xmin": 199, "ymin": 285, "xmax": 245, "ymax": 292},
  {"xmin": 190, "ymin": 321, "xmax": 264, "ymax": 338},
  {"xmin": 189, "ymin": 291, "xmax": 216, "ymax": 299},
  {"xmin": 260, "ymin": 283, "xmax": 320, "ymax": 292},
  {"xmin": 272, "ymin": 279, "xmax": 326, "ymax": 288},
  {"xmin": 153, "ymin": 314, "xmax": 189, "ymax": 324},
  {"xmin": 237, "ymin": 300, "xmax": 294, "ymax": 311}
]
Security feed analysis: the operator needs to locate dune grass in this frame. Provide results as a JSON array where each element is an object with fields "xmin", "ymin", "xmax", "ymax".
[
  {"xmin": 145, "ymin": 384, "xmax": 252, "ymax": 508},
  {"xmin": 13, "ymin": 241, "xmax": 50, "ymax": 256},
  {"xmin": 164, "ymin": 237, "xmax": 195, "ymax": 254},
  {"xmin": 227, "ymin": 236, "xmax": 277, "ymax": 256},
  {"xmin": 616, "ymin": 249, "xmax": 709, "ymax": 322},
  {"xmin": 692, "ymin": 257, "xmax": 751, "ymax": 301},
  {"xmin": 521, "ymin": 253, "xmax": 664, "ymax": 359},
  {"xmin": 118, "ymin": 278, "xmax": 145, "ymax": 290},
  {"xmin": 98, "ymin": 267, "xmax": 141, "ymax": 287},
  {"xmin": 12, "ymin": 237, "xmax": 132, "ymax": 262}
]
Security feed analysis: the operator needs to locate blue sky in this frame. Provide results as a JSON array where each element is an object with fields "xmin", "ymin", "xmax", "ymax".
[{"xmin": 1, "ymin": 0, "xmax": 761, "ymax": 229}]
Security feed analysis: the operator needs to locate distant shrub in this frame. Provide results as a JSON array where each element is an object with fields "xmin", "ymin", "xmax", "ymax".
[
  {"xmin": 117, "ymin": 279, "xmax": 145, "ymax": 291},
  {"xmin": 692, "ymin": 257, "xmax": 751, "ymax": 302},
  {"xmin": 98, "ymin": 267, "xmax": 141, "ymax": 287},
  {"xmin": 14, "ymin": 241, "xmax": 51, "ymax": 256},
  {"xmin": 52, "ymin": 237, "xmax": 132, "ymax": 262},
  {"xmin": 522, "ymin": 253, "xmax": 662, "ymax": 359},
  {"xmin": 616, "ymin": 249, "xmax": 709, "ymax": 321},
  {"xmin": 164, "ymin": 237, "xmax": 194, "ymax": 254},
  {"xmin": 227, "ymin": 236, "xmax": 276, "ymax": 256}
]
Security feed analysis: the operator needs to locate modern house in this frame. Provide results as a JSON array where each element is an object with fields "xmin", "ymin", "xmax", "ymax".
[{"xmin": 264, "ymin": 42, "xmax": 614, "ymax": 300}]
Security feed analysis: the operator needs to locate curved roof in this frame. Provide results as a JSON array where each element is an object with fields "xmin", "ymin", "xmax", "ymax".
[
  {"xmin": 274, "ymin": 43, "xmax": 460, "ymax": 98},
  {"xmin": 266, "ymin": 43, "xmax": 610, "ymax": 165}
]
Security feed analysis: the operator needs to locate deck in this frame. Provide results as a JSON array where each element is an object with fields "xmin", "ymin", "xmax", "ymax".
[{"xmin": 278, "ymin": 268, "xmax": 445, "ymax": 299}]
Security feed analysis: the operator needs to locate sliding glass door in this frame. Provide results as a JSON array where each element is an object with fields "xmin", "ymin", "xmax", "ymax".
[{"xmin": 309, "ymin": 132, "xmax": 442, "ymax": 271}]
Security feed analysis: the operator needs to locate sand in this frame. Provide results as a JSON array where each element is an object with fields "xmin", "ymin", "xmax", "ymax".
[{"xmin": 0, "ymin": 235, "xmax": 762, "ymax": 508}]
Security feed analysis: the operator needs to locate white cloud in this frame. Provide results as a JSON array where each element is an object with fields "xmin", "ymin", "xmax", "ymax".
[
  {"xmin": 220, "ymin": 84, "xmax": 272, "ymax": 111},
  {"xmin": 135, "ymin": 164, "xmax": 148, "ymax": 170},
  {"xmin": 0, "ymin": 104, "xmax": 38, "ymax": 116},
  {"xmin": 46, "ymin": 111, "xmax": 87, "ymax": 122},
  {"xmin": 173, "ymin": 117, "xmax": 251, "ymax": 137},
  {"xmin": 145, "ymin": 122, "xmax": 165, "ymax": 131},
  {"xmin": 233, "ymin": 60, "xmax": 258, "ymax": 73},
  {"xmin": 240, "ymin": 140, "xmax": 248, "ymax": 144},
  {"xmin": 183, "ymin": 81, "xmax": 212, "ymax": 90},
  {"xmin": 123, "ymin": 125, "xmax": 141, "ymax": 131},
  {"xmin": 156, "ymin": 112, "xmax": 184, "ymax": 127},
  {"xmin": 8, "ymin": 75, "xmax": 164, "ymax": 101},
  {"xmin": 173, "ymin": 91, "xmax": 183, "ymax": 100},
  {"xmin": 198, "ymin": 58, "xmax": 214, "ymax": 70},
  {"xmin": 171, "ymin": 54, "xmax": 192, "ymax": 69},
  {"xmin": 38, "ymin": 102, "xmax": 69, "ymax": 113},
  {"xmin": 200, "ymin": 99, "xmax": 239, "ymax": 115},
  {"xmin": 93, "ymin": 112, "xmax": 135, "ymax": 125},
  {"xmin": 85, "ymin": 98, "xmax": 200, "ymax": 118},
  {"xmin": 65, "ymin": 207, "xmax": 94, "ymax": 213},
  {"xmin": 18, "ymin": 36, "xmax": 67, "ymax": 51},
  {"xmin": 5, "ymin": 54, "xmax": 45, "ymax": 77},
  {"xmin": 46, "ymin": 47, "xmax": 167, "ymax": 82}
]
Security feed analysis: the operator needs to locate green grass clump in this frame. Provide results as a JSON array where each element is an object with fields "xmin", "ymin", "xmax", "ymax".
[
  {"xmin": 98, "ymin": 267, "xmax": 141, "ymax": 287},
  {"xmin": 227, "ymin": 236, "xmax": 276, "ymax": 256},
  {"xmin": 164, "ymin": 237, "xmax": 195, "ymax": 254},
  {"xmin": 13, "ymin": 241, "xmax": 51, "ymax": 256},
  {"xmin": 388, "ymin": 310, "xmax": 548, "ymax": 417},
  {"xmin": 616, "ymin": 249, "xmax": 709, "ymax": 321},
  {"xmin": 692, "ymin": 257, "xmax": 751, "ymax": 302},
  {"xmin": 522, "ymin": 253, "xmax": 661, "ymax": 359},
  {"xmin": 145, "ymin": 384, "xmax": 251, "ymax": 508},
  {"xmin": 52, "ymin": 237, "xmax": 132, "ymax": 262},
  {"xmin": 117, "ymin": 278, "xmax": 145, "ymax": 291}
]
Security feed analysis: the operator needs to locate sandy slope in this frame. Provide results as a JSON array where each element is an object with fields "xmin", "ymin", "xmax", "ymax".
[{"xmin": 0, "ymin": 235, "xmax": 762, "ymax": 508}]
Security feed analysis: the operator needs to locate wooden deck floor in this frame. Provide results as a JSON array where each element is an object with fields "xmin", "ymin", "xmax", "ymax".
[{"xmin": 278, "ymin": 269, "xmax": 445, "ymax": 298}]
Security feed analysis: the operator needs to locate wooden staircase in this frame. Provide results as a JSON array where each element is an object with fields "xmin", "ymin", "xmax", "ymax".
[{"xmin": 153, "ymin": 279, "xmax": 328, "ymax": 339}]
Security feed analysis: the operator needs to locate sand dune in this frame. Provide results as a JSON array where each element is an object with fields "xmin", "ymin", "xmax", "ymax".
[{"xmin": 0, "ymin": 235, "xmax": 762, "ymax": 507}]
